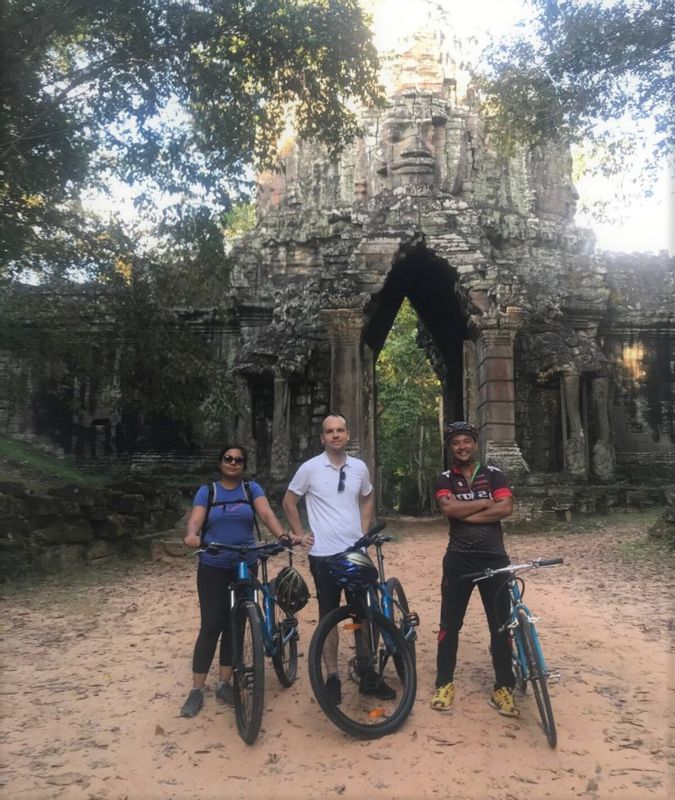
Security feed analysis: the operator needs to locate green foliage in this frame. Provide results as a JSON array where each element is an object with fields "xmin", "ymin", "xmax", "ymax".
[
  {"xmin": 0, "ymin": 435, "xmax": 109, "ymax": 485},
  {"xmin": 1, "ymin": 0, "xmax": 382, "ymax": 277},
  {"xmin": 0, "ymin": 276, "xmax": 213, "ymax": 448},
  {"xmin": 479, "ymin": 0, "xmax": 673, "ymax": 184},
  {"xmin": 376, "ymin": 300, "xmax": 442, "ymax": 514}
]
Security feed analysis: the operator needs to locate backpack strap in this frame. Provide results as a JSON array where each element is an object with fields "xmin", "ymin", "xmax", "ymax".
[
  {"xmin": 200, "ymin": 482, "xmax": 216, "ymax": 545},
  {"xmin": 243, "ymin": 480, "xmax": 262, "ymax": 542}
]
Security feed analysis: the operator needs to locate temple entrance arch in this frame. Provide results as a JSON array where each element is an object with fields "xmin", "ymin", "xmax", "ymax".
[
  {"xmin": 364, "ymin": 244, "xmax": 468, "ymax": 421},
  {"xmin": 363, "ymin": 245, "xmax": 469, "ymax": 506},
  {"xmin": 363, "ymin": 245, "xmax": 468, "ymax": 499}
]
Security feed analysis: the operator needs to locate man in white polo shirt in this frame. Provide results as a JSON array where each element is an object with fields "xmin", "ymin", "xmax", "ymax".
[{"xmin": 283, "ymin": 413, "xmax": 393, "ymax": 703}]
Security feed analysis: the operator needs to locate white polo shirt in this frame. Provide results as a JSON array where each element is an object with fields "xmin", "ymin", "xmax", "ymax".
[{"xmin": 287, "ymin": 452, "xmax": 373, "ymax": 556}]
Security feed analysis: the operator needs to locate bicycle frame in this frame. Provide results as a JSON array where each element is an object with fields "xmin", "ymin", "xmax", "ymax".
[
  {"xmin": 365, "ymin": 535, "xmax": 419, "ymax": 646},
  {"xmin": 228, "ymin": 549, "xmax": 296, "ymax": 660},
  {"xmin": 506, "ymin": 575, "xmax": 550, "ymax": 683}
]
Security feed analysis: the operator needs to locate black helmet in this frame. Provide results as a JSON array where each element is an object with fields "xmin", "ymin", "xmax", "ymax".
[
  {"xmin": 443, "ymin": 421, "xmax": 478, "ymax": 443},
  {"xmin": 327, "ymin": 551, "xmax": 378, "ymax": 590},
  {"xmin": 274, "ymin": 566, "xmax": 310, "ymax": 614}
]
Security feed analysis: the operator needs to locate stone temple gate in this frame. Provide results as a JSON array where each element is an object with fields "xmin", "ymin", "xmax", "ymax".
[
  {"xmin": 222, "ymin": 14, "xmax": 673, "ymax": 488},
  {"xmin": 1, "ymin": 6, "xmax": 672, "ymax": 498}
]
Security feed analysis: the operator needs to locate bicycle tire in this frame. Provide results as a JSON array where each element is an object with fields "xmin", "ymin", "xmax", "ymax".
[
  {"xmin": 308, "ymin": 605, "xmax": 416, "ymax": 739},
  {"xmin": 385, "ymin": 577, "xmax": 416, "ymax": 678},
  {"xmin": 518, "ymin": 608, "xmax": 557, "ymax": 747},
  {"xmin": 271, "ymin": 601, "xmax": 298, "ymax": 687},
  {"xmin": 233, "ymin": 600, "xmax": 265, "ymax": 745}
]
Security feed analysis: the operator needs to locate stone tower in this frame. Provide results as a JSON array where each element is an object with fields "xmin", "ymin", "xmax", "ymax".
[{"xmin": 212, "ymin": 3, "xmax": 675, "ymax": 487}]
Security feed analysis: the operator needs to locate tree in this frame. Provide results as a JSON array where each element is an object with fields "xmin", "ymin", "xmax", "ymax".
[
  {"xmin": 479, "ymin": 0, "xmax": 673, "ymax": 184},
  {"xmin": 376, "ymin": 300, "xmax": 442, "ymax": 514},
  {"xmin": 1, "ymin": 0, "xmax": 382, "ymax": 277}
]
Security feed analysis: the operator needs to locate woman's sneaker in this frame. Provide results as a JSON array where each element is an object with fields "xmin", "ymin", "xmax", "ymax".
[
  {"xmin": 180, "ymin": 688, "xmax": 204, "ymax": 718},
  {"xmin": 430, "ymin": 682, "xmax": 455, "ymax": 711},
  {"xmin": 489, "ymin": 686, "xmax": 519, "ymax": 717},
  {"xmin": 215, "ymin": 681, "xmax": 234, "ymax": 705}
]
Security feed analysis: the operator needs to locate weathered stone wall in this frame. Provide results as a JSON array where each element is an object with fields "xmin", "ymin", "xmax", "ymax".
[
  {"xmin": 0, "ymin": 478, "xmax": 185, "ymax": 580},
  {"xmin": 601, "ymin": 253, "xmax": 675, "ymax": 477}
]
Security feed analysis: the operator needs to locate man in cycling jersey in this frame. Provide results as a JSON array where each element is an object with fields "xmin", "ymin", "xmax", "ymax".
[
  {"xmin": 430, "ymin": 421, "xmax": 519, "ymax": 717},
  {"xmin": 283, "ymin": 413, "xmax": 394, "ymax": 703}
]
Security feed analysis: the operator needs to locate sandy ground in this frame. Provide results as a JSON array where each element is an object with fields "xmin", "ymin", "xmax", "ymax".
[{"xmin": 1, "ymin": 514, "xmax": 673, "ymax": 800}]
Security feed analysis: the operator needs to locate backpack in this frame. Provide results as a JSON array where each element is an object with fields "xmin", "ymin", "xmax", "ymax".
[{"xmin": 200, "ymin": 480, "xmax": 262, "ymax": 544}]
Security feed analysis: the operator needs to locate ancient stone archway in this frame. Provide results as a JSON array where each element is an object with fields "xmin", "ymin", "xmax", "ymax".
[{"xmin": 216, "ymin": 6, "xmax": 674, "ymax": 489}]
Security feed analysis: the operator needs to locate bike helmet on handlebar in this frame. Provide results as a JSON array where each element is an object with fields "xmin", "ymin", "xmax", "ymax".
[
  {"xmin": 443, "ymin": 421, "xmax": 479, "ymax": 443},
  {"xmin": 327, "ymin": 551, "xmax": 378, "ymax": 591},
  {"xmin": 274, "ymin": 566, "xmax": 310, "ymax": 614}
]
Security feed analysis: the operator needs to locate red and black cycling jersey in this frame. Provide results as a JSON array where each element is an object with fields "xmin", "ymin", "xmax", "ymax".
[{"xmin": 435, "ymin": 464, "xmax": 512, "ymax": 556}]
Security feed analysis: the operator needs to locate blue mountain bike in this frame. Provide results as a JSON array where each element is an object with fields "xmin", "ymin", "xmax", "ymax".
[
  {"xmin": 464, "ymin": 557, "xmax": 563, "ymax": 747},
  {"xmin": 308, "ymin": 523, "xmax": 418, "ymax": 739},
  {"xmin": 199, "ymin": 539, "xmax": 299, "ymax": 745}
]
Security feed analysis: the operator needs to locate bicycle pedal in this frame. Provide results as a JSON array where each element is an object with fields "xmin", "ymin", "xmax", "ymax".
[
  {"xmin": 547, "ymin": 670, "xmax": 562, "ymax": 684},
  {"xmin": 405, "ymin": 612, "xmax": 420, "ymax": 628}
]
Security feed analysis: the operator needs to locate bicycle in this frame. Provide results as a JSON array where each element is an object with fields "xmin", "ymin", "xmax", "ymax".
[
  {"xmin": 198, "ymin": 539, "xmax": 301, "ymax": 745},
  {"xmin": 463, "ymin": 557, "xmax": 563, "ymax": 748},
  {"xmin": 307, "ymin": 523, "xmax": 418, "ymax": 739}
]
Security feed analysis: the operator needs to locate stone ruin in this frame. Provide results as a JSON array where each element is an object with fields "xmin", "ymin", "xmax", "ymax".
[
  {"xmin": 220, "ymin": 10, "xmax": 674, "ymax": 496},
  {"xmin": 1, "ymin": 4, "xmax": 673, "ymax": 510}
]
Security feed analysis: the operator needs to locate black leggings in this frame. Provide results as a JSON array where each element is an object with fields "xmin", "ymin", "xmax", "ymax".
[
  {"xmin": 191, "ymin": 562, "xmax": 257, "ymax": 674},
  {"xmin": 435, "ymin": 552, "xmax": 514, "ymax": 689}
]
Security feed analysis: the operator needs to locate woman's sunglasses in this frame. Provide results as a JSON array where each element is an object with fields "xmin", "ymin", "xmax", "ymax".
[{"xmin": 222, "ymin": 455, "xmax": 245, "ymax": 465}]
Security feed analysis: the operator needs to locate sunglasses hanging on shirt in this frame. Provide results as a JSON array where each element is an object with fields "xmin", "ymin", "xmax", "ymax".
[{"xmin": 337, "ymin": 466, "xmax": 346, "ymax": 493}]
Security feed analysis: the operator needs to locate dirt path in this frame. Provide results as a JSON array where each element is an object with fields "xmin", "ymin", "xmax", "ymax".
[{"xmin": 1, "ymin": 515, "xmax": 673, "ymax": 800}]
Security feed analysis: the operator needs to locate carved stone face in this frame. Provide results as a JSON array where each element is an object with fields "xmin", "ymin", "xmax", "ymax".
[{"xmin": 376, "ymin": 96, "xmax": 447, "ymax": 187}]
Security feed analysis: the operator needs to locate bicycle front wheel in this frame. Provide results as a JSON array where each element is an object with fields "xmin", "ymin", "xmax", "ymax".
[
  {"xmin": 271, "ymin": 602, "xmax": 298, "ymax": 687},
  {"xmin": 518, "ymin": 608, "xmax": 556, "ymax": 747},
  {"xmin": 510, "ymin": 628, "xmax": 527, "ymax": 694},
  {"xmin": 233, "ymin": 600, "xmax": 265, "ymax": 745},
  {"xmin": 308, "ymin": 605, "xmax": 416, "ymax": 739},
  {"xmin": 385, "ymin": 577, "xmax": 416, "ymax": 678}
]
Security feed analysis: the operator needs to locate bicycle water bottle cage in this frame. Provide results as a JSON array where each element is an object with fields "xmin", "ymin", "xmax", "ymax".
[{"xmin": 327, "ymin": 551, "xmax": 378, "ymax": 590}]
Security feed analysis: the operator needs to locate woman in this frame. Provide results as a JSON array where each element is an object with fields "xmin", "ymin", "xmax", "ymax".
[{"xmin": 181, "ymin": 445, "xmax": 301, "ymax": 718}]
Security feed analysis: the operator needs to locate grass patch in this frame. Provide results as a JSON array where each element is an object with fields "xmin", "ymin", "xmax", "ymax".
[
  {"xmin": 619, "ymin": 531, "xmax": 675, "ymax": 562},
  {"xmin": 0, "ymin": 435, "xmax": 110, "ymax": 486}
]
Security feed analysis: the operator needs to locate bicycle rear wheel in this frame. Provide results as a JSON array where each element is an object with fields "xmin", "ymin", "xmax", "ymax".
[
  {"xmin": 233, "ymin": 600, "xmax": 265, "ymax": 745},
  {"xmin": 271, "ymin": 601, "xmax": 298, "ymax": 687},
  {"xmin": 518, "ymin": 609, "xmax": 556, "ymax": 747},
  {"xmin": 385, "ymin": 577, "xmax": 416, "ymax": 678},
  {"xmin": 308, "ymin": 605, "xmax": 416, "ymax": 739}
]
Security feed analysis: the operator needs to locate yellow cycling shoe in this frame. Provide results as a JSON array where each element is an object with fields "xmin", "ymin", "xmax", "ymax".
[{"xmin": 430, "ymin": 682, "xmax": 455, "ymax": 711}]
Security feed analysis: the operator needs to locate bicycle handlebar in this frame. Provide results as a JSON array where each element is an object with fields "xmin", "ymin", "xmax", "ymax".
[
  {"xmin": 198, "ymin": 539, "xmax": 293, "ymax": 558},
  {"xmin": 462, "ymin": 557, "xmax": 564, "ymax": 582},
  {"xmin": 348, "ymin": 522, "xmax": 390, "ymax": 552}
]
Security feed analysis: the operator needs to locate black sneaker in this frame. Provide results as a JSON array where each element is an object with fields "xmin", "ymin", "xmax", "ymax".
[
  {"xmin": 180, "ymin": 688, "xmax": 204, "ymax": 718},
  {"xmin": 215, "ymin": 681, "xmax": 234, "ymax": 705},
  {"xmin": 360, "ymin": 674, "xmax": 397, "ymax": 700},
  {"xmin": 325, "ymin": 675, "xmax": 342, "ymax": 705}
]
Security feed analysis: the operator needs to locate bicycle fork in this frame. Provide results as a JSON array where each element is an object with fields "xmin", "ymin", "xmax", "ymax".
[{"xmin": 508, "ymin": 614, "xmax": 561, "ymax": 684}]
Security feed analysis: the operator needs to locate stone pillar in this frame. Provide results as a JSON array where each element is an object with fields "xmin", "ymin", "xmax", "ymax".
[
  {"xmin": 463, "ymin": 339, "xmax": 479, "ymax": 424},
  {"xmin": 591, "ymin": 374, "xmax": 615, "ymax": 479},
  {"xmin": 561, "ymin": 371, "xmax": 586, "ymax": 476},
  {"xmin": 322, "ymin": 309, "xmax": 366, "ymax": 458},
  {"xmin": 270, "ymin": 371, "xmax": 291, "ymax": 480},
  {"xmin": 234, "ymin": 375, "xmax": 257, "ymax": 474},
  {"xmin": 475, "ymin": 308, "xmax": 529, "ymax": 475}
]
